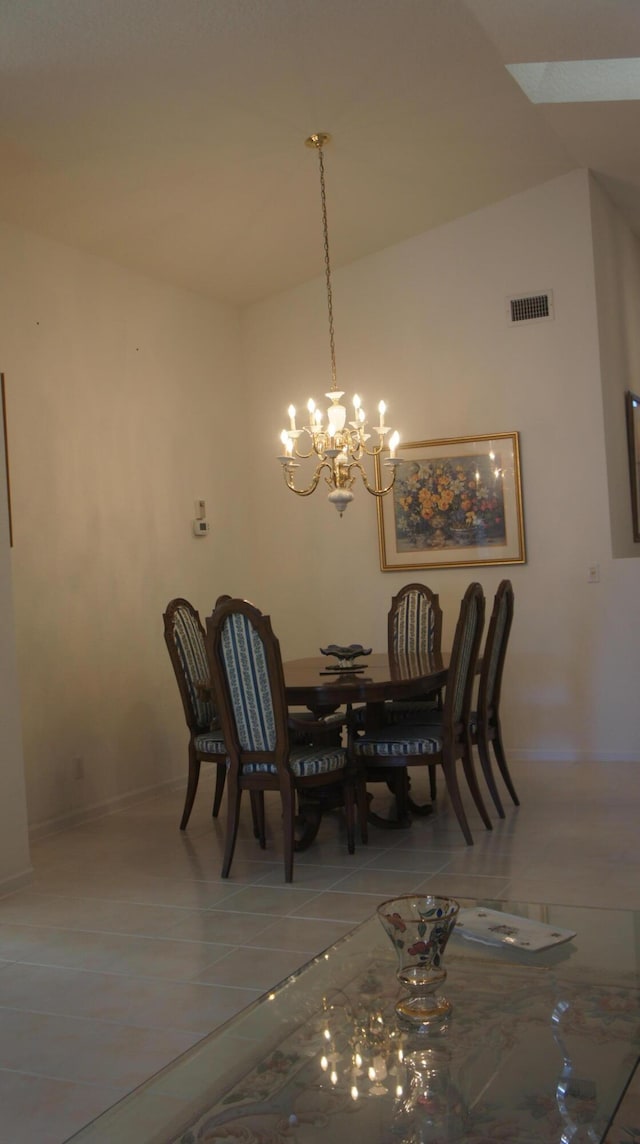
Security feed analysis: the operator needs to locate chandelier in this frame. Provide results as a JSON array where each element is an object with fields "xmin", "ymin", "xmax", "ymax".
[{"xmin": 278, "ymin": 133, "xmax": 401, "ymax": 516}]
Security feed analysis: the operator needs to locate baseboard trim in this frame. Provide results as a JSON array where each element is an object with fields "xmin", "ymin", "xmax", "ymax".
[
  {"xmin": 506, "ymin": 750, "xmax": 640, "ymax": 764},
  {"xmin": 0, "ymin": 866, "xmax": 34, "ymax": 896},
  {"xmin": 28, "ymin": 776, "xmax": 185, "ymax": 841},
  {"xmin": 26, "ymin": 753, "xmax": 638, "ymax": 840}
]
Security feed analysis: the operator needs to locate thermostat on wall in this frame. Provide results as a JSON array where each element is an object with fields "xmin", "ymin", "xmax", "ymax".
[{"xmin": 193, "ymin": 519, "xmax": 210, "ymax": 537}]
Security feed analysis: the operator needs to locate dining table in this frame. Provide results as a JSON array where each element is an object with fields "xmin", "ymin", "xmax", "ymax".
[
  {"xmin": 283, "ymin": 648, "xmax": 449, "ymax": 717},
  {"xmin": 197, "ymin": 649, "xmax": 454, "ymax": 846},
  {"xmin": 284, "ymin": 648, "xmax": 451, "ymax": 841}
]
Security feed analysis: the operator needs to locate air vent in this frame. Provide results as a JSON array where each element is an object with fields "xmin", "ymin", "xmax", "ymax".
[{"xmin": 507, "ymin": 291, "xmax": 554, "ymax": 325}]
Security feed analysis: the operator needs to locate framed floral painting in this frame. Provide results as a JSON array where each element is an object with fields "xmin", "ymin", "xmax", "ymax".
[{"xmin": 375, "ymin": 431, "xmax": 526, "ymax": 571}]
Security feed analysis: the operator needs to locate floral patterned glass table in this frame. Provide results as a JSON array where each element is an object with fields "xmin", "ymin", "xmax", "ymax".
[{"xmin": 67, "ymin": 898, "xmax": 640, "ymax": 1144}]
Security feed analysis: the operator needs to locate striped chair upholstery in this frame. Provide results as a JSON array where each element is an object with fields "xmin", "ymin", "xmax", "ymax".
[
  {"xmin": 206, "ymin": 598, "xmax": 356, "ymax": 882},
  {"xmin": 391, "ymin": 587, "xmax": 440, "ymax": 655},
  {"xmin": 219, "ymin": 611, "xmax": 276, "ymax": 752},
  {"xmin": 469, "ymin": 580, "xmax": 519, "ymax": 817},
  {"xmin": 218, "ymin": 612, "xmax": 345, "ymax": 760},
  {"xmin": 163, "ymin": 598, "xmax": 228, "ymax": 831},
  {"xmin": 172, "ymin": 602, "xmax": 217, "ymax": 732},
  {"xmin": 350, "ymin": 582, "xmax": 490, "ymax": 845},
  {"xmin": 242, "ymin": 744, "xmax": 347, "ymax": 778},
  {"xmin": 352, "ymin": 725, "xmax": 443, "ymax": 759},
  {"xmin": 383, "ymin": 583, "xmax": 443, "ymax": 728}
]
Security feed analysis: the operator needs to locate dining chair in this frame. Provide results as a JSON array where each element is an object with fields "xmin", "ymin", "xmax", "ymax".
[
  {"xmin": 383, "ymin": 582, "xmax": 443, "ymax": 802},
  {"xmin": 352, "ymin": 583, "xmax": 443, "ymax": 743},
  {"xmin": 349, "ymin": 582, "xmax": 491, "ymax": 844},
  {"xmin": 389, "ymin": 581, "xmax": 443, "ymax": 657},
  {"xmin": 163, "ymin": 597, "xmax": 227, "ymax": 831},
  {"xmin": 205, "ymin": 597, "xmax": 357, "ymax": 882},
  {"xmin": 470, "ymin": 579, "xmax": 519, "ymax": 817}
]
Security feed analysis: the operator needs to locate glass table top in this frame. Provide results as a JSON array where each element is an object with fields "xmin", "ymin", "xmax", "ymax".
[{"xmin": 67, "ymin": 898, "xmax": 640, "ymax": 1144}]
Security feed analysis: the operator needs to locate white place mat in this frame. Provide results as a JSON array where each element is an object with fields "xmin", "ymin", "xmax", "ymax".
[{"xmin": 455, "ymin": 907, "xmax": 576, "ymax": 952}]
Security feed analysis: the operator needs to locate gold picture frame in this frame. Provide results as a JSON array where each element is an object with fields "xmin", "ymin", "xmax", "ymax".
[
  {"xmin": 1, "ymin": 374, "xmax": 12, "ymax": 548},
  {"xmin": 375, "ymin": 431, "xmax": 525, "ymax": 572},
  {"xmin": 625, "ymin": 391, "xmax": 640, "ymax": 542}
]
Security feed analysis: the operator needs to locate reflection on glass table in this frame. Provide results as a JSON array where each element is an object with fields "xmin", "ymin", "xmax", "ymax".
[{"xmin": 67, "ymin": 898, "xmax": 640, "ymax": 1144}]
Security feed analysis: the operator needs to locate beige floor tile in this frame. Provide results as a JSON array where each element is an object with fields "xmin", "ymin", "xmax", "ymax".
[
  {"xmin": 195, "ymin": 946, "xmax": 306, "ymax": 989},
  {"xmin": 326, "ymin": 867, "xmax": 426, "ymax": 896},
  {"xmin": 0, "ymin": 1070, "xmax": 128, "ymax": 1144},
  {"xmin": 291, "ymin": 891, "xmax": 386, "ymax": 923},
  {"xmin": 157, "ymin": 908, "xmax": 275, "ymax": 945},
  {"xmin": 254, "ymin": 862, "xmax": 361, "ymax": 891},
  {"xmin": 415, "ymin": 872, "xmax": 512, "ymax": 899},
  {"xmin": 1, "ymin": 759, "xmax": 638, "ymax": 1142},
  {"xmin": 350, "ymin": 847, "xmax": 454, "ymax": 874},
  {"xmin": 244, "ymin": 915, "xmax": 353, "ymax": 954},
  {"xmin": 0, "ymin": 961, "xmax": 260, "ymax": 1034},
  {"xmin": 0, "ymin": 1009, "xmax": 199, "ymax": 1089},
  {"xmin": 215, "ymin": 884, "xmax": 320, "ymax": 916}
]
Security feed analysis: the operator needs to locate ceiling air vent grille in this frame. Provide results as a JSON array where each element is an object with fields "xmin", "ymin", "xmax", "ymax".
[{"xmin": 507, "ymin": 291, "xmax": 554, "ymax": 325}]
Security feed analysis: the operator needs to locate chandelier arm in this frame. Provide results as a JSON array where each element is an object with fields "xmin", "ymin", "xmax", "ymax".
[
  {"xmin": 346, "ymin": 459, "xmax": 399, "ymax": 498},
  {"xmin": 292, "ymin": 436, "xmax": 318, "ymax": 460},
  {"xmin": 357, "ymin": 441, "xmax": 387, "ymax": 459},
  {"xmin": 282, "ymin": 462, "xmax": 331, "ymax": 497}
]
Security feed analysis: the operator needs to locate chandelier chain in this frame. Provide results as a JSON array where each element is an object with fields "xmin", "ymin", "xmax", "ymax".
[
  {"xmin": 317, "ymin": 143, "xmax": 337, "ymax": 390},
  {"xmin": 277, "ymin": 132, "xmax": 401, "ymax": 514}
]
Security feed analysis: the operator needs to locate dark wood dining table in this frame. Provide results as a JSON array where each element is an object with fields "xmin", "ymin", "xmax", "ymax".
[
  {"xmin": 197, "ymin": 650, "xmax": 454, "ymax": 845},
  {"xmin": 283, "ymin": 649, "xmax": 451, "ymax": 840},
  {"xmin": 283, "ymin": 649, "xmax": 449, "ymax": 717}
]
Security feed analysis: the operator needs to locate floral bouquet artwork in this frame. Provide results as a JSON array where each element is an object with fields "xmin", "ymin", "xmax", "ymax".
[{"xmin": 393, "ymin": 452, "xmax": 506, "ymax": 553}]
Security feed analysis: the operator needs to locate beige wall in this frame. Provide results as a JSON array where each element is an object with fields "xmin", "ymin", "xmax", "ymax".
[
  {"xmin": 0, "ymin": 221, "xmax": 246, "ymax": 833},
  {"xmin": 0, "ymin": 166, "xmax": 638, "ymax": 848},
  {"xmin": 241, "ymin": 169, "xmax": 640, "ymax": 763}
]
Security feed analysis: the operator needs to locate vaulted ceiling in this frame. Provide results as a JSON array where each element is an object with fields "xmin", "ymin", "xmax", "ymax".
[{"xmin": 2, "ymin": 0, "xmax": 639, "ymax": 305}]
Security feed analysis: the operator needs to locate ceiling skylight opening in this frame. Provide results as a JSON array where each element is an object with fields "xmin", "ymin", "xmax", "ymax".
[{"xmin": 506, "ymin": 58, "xmax": 640, "ymax": 104}]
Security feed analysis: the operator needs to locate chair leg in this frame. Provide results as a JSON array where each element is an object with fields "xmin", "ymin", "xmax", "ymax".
[
  {"xmin": 281, "ymin": 784, "xmax": 296, "ymax": 883},
  {"xmin": 475, "ymin": 734, "xmax": 505, "ymax": 818},
  {"xmin": 212, "ymin": 764, "xmax": 227, "ymax": 818},
  {"xmin": 221, "ymin": 783, "xmax": 242, "ymax": 878},
  {"xmin": 406, "ymin": 770, "xmax": 435, "ymax": 817},
  {"xmin": 492, "ymin": 723, "xmax": 520, "ymax": 806},
  {"xmin": 440, "ymin": 759, "xmax": 474, "ymax": 845},
  {"xmin": 394, "ymin": 769, "xmax": 411, "ymax": 826},
  {"xmin": 357, "ymin": 776, "xmax": 369, "ymax": 845},
  {"xmin": 250, "ymin": 791, "xmax": 266, "ymax": 847},
  {"xmin": 180, "ymin": 746, "xmax": 201, "ymax": 830},
  {"xmin": 344, "ymin": 782, "xmax": 356, "ymax": 855},
  {"xmin": 460, "ymin": 742, "xmax": 493, "ymax": 831}
]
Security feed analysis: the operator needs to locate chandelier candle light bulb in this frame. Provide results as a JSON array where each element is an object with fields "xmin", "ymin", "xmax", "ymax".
[{"xmin": 277, "ymin": 132, "xmax": 402, "ymax": 515}]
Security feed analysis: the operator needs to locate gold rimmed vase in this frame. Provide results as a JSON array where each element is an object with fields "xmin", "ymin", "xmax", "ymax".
[{"xmin": 377, "ymin": 894, "xmax": 459, "ymax": 1029}]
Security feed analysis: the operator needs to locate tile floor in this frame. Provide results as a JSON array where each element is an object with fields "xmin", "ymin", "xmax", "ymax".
[{"xmin": 0, "ymin": 759, "xmax": 638, "ymax": 1142}]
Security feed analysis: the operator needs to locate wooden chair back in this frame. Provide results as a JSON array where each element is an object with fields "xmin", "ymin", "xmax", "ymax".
[
  {"xmin": 477, "ymin": 580, "xmax": 514, "ymax": 725},
  {"xmin": 442, "ymin": 582, "xmax": 485, "ymax": 736},
  {"xmin": 206, "ymin": 597, "xmax": 290, "ymax": 778},
  {"xmin": 163, "ymin": 597, "xmax": 217, "ymax": 734},
  {"xmin": 388, "ymin": 582, "xmax": 443, "ymax": 657}
]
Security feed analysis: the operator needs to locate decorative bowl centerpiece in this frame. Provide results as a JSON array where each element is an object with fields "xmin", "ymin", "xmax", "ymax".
[
  {"xmin": 320, "ymin": 644, "xmax": 372, "ymax": 672},
  {"xmin": 377, "ymin": 894, "xmax": 459, "ymax": 1029}
]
